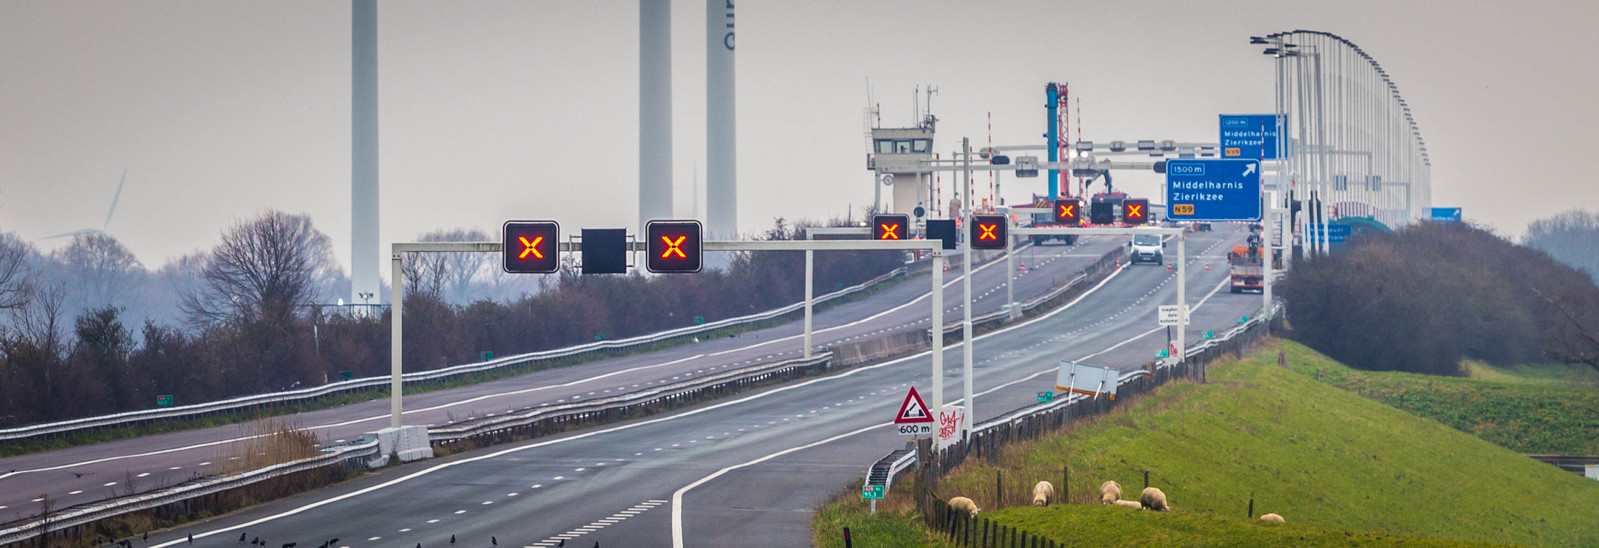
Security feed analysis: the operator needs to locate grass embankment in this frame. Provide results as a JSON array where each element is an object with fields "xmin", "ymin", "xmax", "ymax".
[
  {"xmin": 1285, "ymin": 343, "xmax": 1599, "ymax": 455},
  {"xmin": 814, "ymin": 339, "xmax": 1599, "ymax": 547}
]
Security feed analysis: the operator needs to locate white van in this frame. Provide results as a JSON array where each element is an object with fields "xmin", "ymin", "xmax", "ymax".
[{"xmin": 1130, "ymin": 231, "xmax": 1165, "ymax": 265}]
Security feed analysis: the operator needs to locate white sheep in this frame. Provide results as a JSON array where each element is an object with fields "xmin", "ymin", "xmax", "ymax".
[
  {"xmin": 1031, "ymin": 481, "xmax": 1055, "ymax": 506},
  {"xmin": 1139, "ymin": 487, "xmax": 1169, "ymax": 511},
  {"xmin": 1112, "ymin": 499, "xmax": 1143, "ymax": 509},
  {"xmin": 1099, "ymin": 480, "xmax": 1123, "ymax": 505},
  {"xmin": 1260, "ymin": 513, "xmax": 1285, "ymax": 523},
  {"xmin": 948, "ymin": 496, "xmax": 980, "ymax": 516}
]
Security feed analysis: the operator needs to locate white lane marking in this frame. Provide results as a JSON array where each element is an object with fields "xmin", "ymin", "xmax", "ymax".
[
  {"xmin": 68, "ymin": 490, "xmax": 83, "ymax": 495},
  {"xmin": 427, "ymin": 519, "xmax": 439, "ymax": 524},
  {"xmin": 705, "ymin": 242, "xmax": 1051, "ymax": 358},
  {"xmin": 454, "ymin": 510, "xmax": 466, "ymax": 515},
  {"xmin": 530, "ymin": 500, "xmax": 664, "ymax": 546},
  {"xmin": 671, "ymin": 264, "xmax": 1232, "ymax": 546},
  {"xmin": 0, "ymin": 353, "xmax": 705, "ymax": 480},
  {"xmin": 147, "ymin": 261, "xmax": 1136, "ymax": 548},
  {"xmin": 398, "ymin": 528, "xmax": 411, "ymax": 532}
]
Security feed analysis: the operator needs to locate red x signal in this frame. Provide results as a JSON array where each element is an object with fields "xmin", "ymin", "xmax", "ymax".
[
  {"xmin": 646, "ymin": 220, "xmax": 703, "ymax": 273},
  {"xmin": 978, "ymin": 224, "xmax": 998, "ymax": 240},
  {"xmin": 1126, "ymin": 204, "xmax": 1143, "ymax": 218},
  {"xmin": 969, "ymin": 214, "xmax": 1007, "ymax": 250},
  {"xmin": 518, "ymin": 236, "xmax": 544, "ymax": 259},
  {"xmin": 1060, "ymin": 204, "xmax": 1074, "ymax": 218},
  {"xmin": 503, "ymin": 221, "xmax": 560, "ymax": 274},
  {"xmin": 879, "ymin": 223, "xmax": 901, "ymax": 239},
  {"xmin": 660, "ymin": 235, "xmax": 687, "ymax": 259}
]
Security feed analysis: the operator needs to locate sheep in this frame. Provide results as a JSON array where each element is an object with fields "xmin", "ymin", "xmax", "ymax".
[
  {"xmin": 1099, "ymin": 480, "xmax": 1122, "ymax": 505},
  {"xmin": 1139, "ymin": 487, "xmax": 1169, "ymax": 511},
  {"xmin": 948, "ymin": 496, "xmax": 980, "ymax": 516},
  {"xmin": 1112, "ymin": 499, "xmax": 1143, "ymax": 509},
  {"xmin": 1260, "ymin": 513, "xmax": 1285, "ymax": 523},
  {"xmin": 1031, "ymin": 481, "xmax": 1055, "ymax": 506}
]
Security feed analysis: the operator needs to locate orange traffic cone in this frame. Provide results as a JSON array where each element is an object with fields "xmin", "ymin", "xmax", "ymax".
[
  {"xmin": 1166, "ymin": 261, "xmax": 1174, "ymax": 272},
  {"xmin": 1204, "ymin": 262, "xmax": 1210, "ymax": 272}
]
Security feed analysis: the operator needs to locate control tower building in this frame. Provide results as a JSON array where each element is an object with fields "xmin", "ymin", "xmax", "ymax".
[{"xmin": 866, "ymin": 115, "xmax": 936, "ymax": 218}]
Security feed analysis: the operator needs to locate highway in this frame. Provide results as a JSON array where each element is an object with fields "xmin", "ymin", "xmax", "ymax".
[
  {"xmin": 0, "ymin": 235, "xmax": 1138, "ymax": 520},
  {"xmin": 115, "ymin": 225, "xmax": 1255, "ymax": 548}
]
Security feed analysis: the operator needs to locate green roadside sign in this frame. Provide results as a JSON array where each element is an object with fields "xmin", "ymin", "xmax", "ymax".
[
  {"xmin": 339, "ymin": 370, "xmax": 354, "ymax": 381},
  {"xmin": 156, "ymin": 395, "xmax": 174, "ymax": 407},
  {"xmin": 1204, "ymin": 330, "xmax": 1215, "ymax": 339},
  {"xmin": 480, "ymin": 351, "xmax": 495, "ymax": 362},
  {"xmin": 862, "ymin": 484, "xmax": 884, "ymax": 499},
  {"xmin": 694, "ymin": 316, "xmax": 705, "ymax": 325},
  {"xmin": 1157, "ymin": 348, "xmax": 1169, "ymax": 358},
  {"xmin": 1037, "ymin": 391, "xmax": 1054, "ymax": 403}
]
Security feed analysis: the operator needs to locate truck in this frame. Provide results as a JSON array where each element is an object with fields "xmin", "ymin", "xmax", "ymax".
[{"xmin": 1228, "ymin": 242, "xmax": 1264, "ymax": 293}]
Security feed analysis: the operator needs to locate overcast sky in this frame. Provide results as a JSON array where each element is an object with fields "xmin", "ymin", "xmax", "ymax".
[{"xmin": 2, "ymin": 0, "xmax": 1596, "ymax": 276}]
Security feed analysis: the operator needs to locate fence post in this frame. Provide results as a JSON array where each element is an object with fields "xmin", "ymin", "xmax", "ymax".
[
  {"xmin": 1248, "ymin": 495, "xmax": 1254, "ymax": 518},
  {"xmin": 1143, "ymin": 470, "xmax": 1149, "ymax": 489},
  {"xmin": 842, "ymin": 526, "xmax": 852, "ymax": 548},
  {"xmin": 996, "ymin": 470, "xmax": 1003, "ymax": 508}
]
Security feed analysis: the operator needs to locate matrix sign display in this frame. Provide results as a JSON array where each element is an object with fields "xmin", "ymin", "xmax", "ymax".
[
  {"xmin": 969, "ymin": 215, "xmax": 1008, "ymax": 250},
  {"xmin": 1053, "ymin": 199, "xmax": 1082, "ymax": 224},
  {"xmin": 646, "ymin": 220, "xmax": 703, "ymax": 273},
  {"xmin": 502, "ymin": 220, "xmax": 560, "ymax": 274},
  {"xmin": 872, "ymin": 214, "xmax": 909, "ymax": 241}
]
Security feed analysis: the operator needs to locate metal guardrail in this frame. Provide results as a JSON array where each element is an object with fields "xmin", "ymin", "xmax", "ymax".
[
  {"xmin": 429, "ymin": 352, "xmax": 833, "ymax": 444},
  {"xmin": 969, "ymin": 303, "xmax": 1280, "ymax": 436},
  {"xmin": 0, "ymin": 268, "xmax": 906, "ymax": 443},
  {"xmin": 0, "ymin": 351, "xmax": 834, "ymax": 539},
  {"xmin": 0, "ymin": 440, "xmax": 380, "ymax": 546}
]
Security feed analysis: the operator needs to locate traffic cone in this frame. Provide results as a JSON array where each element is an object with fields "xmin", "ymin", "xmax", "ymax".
[
  {"xmin": 1166, "ymin": 260, "xmax": 1173, "ymax": 272},
  {"xmin": 1204, "ymin": 262, "xmax": 1210, "ymax": 272}
]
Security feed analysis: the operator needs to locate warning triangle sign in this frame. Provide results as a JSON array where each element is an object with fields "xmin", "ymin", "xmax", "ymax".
[{"xmin": 894, "ymin": 386, "xmax": 935, "ymax": 424}]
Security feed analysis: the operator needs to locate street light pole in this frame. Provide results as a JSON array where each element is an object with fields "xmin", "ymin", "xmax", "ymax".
[{"xmin": 960, "ymin": 137, "xmax": 974, "ymax": 437}]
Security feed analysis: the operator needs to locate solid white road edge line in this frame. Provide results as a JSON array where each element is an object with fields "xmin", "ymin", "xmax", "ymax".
[
  {"xmin": 146, "ymin": 255, "xmax": 1132, "ymax": 548},
  {"xmin": 669, "ymin": 268, "xmax": 1233, "ymax": 547}
]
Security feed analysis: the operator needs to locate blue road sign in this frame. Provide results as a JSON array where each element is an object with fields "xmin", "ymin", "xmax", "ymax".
[
  {"xmin": 1307, "ymin": 223, "xmax": 1353, "ymax": 244},
  {"xmin": 1220, "ymin": 114, "xmax": 1283, "ymax": 160},
  {"xmin": 1430, "ymin": 207, "xmax": 1462, "ymax": 223},
  {"xmin": 1166, "ymin": 159, "xmax": 1262, "ymax": 222}
]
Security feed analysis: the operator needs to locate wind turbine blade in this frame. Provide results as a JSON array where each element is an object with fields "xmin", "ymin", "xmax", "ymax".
[
  {"xmin": 103, "ymin": 169, "xmax": 127, "ymax": 232},
  {"xmin": 43, "ymin": 229, "xmax": 96, "ymax": 240}
]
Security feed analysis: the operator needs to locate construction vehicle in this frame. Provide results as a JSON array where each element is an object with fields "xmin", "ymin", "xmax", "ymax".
[{"xmin": 1228, "ymin": 238, "xmax": 1264, "ymax": 294}]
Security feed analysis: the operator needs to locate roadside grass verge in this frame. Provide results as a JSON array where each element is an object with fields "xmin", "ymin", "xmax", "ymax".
[
  {"xmin": 1282, "ymin": 340, "xmax": 1599, "ymax": 455},
  {"xmin": 816, "ymin": 338, "xmax": 1599, "ymax": 547}
]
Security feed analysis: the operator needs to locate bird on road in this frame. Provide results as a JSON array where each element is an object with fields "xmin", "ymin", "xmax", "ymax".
[
  {"xmin": 491, "ymin": 537, "xmax": 497, "ymax": 546},
  {"xmin": 239, "ymin": 533, "xmax": 247, "ymax": 543},
  {"xmin": 449, "ymin": 535, "xmax": 455, "ymax": 545}
]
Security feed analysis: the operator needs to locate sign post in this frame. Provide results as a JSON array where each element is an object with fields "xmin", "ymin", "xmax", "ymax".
[
  {"xmin": 1219, "ymin": 114, "xmax": 1283, "ymax": 160},
  {"xmin": 893, "ymin": 386, "xmax": 935, "ymax": 436},
  {"xmin": 1166, "ymin": 159, "xmax": 1263, "ymax": 222}
]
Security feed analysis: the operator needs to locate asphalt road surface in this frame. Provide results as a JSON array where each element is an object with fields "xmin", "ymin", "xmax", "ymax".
[
  {"xmin": 115, "ymin": 225, "xmax": 1256, "ymax": 548},
  {"xmin": 0, "ymin": 234, "xmax": 1167, "ymax": 519}
]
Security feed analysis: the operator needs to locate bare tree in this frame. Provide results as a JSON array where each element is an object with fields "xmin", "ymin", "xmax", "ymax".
[
  {"xmin": 400, "ymin": 249, "xmax": 446, "ymax": 298},
  {"xmin": 52, "ymin": 233, "xmax": 144, "ymax": 312},
  {"xmin": 420, "ymin": 228, "xmax": 491, "ymax": 303},
  {"xmin": 0, "ymin": 232, "xmax": 36, "ymax": 311},
  {"xmin": 183, "ymin": 211, "xmax": 329, "ymax": 325},
  {"xmin": 1536, "ymin": 288, "xmax": 1599, "ymax": 376},
  {"xmin": 1525, "ymin": 209, "xmax": 1599, "ymax": 283}
]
